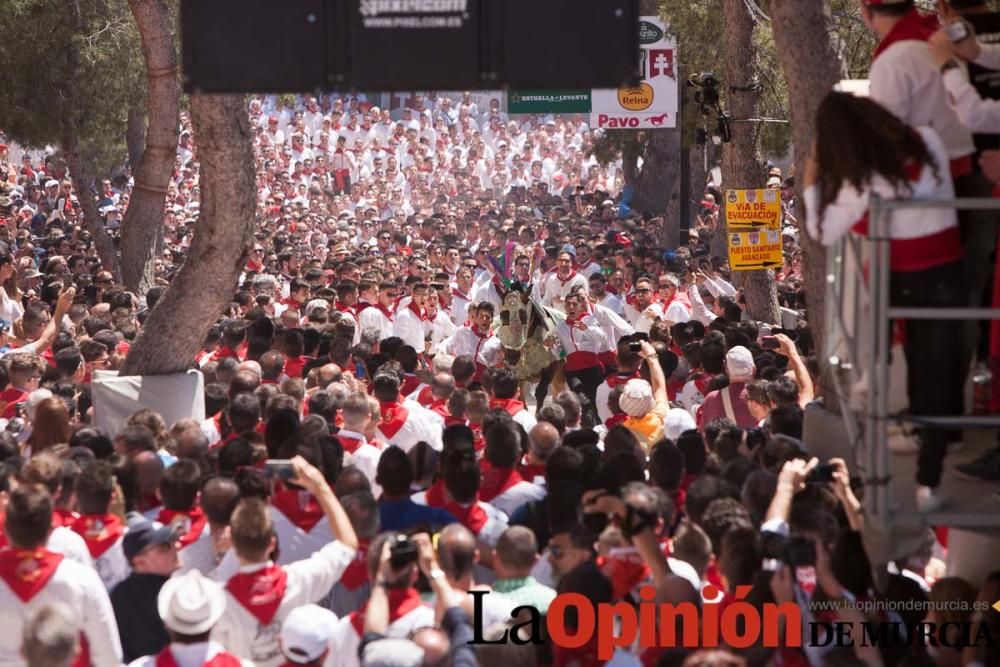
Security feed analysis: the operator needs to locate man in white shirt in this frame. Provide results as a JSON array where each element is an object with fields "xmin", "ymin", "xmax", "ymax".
[
  {"xmin": 371, "ymin": 370, "xmax": 443, "ymax": 452},
  {"xmin": 393, "ymin": 282, "xmax": 430, "ymax": 354},
  {"xmin": 540, "ymin": 249, "xmax": 588, "ymax": 313},
  {"xmin": 624, "ymin": 277, "xmax": 664, "ymax": 334},
  {"xmin": 337, "ymin": 393, "xmax": 383, "ymax": 494},
  {"xmin": 0, "ymin": 485, "xmax": 122, "ymax": 667},
  {"xmin": 438, "ymin": 302, "xmax": 503, "ymax": 384},
  {"xmin": 214, "ymin": 457, "xmax": 357, "ymax": 667}
]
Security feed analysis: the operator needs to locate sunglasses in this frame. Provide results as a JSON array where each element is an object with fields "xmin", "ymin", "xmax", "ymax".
[{"xmin": 636, "ymin": 288, "xmax": 652, "ymax": 293}]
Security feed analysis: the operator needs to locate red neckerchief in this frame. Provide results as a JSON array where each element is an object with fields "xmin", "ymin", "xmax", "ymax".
[
  {"xmin": 155, "ymin": 646, "xmax": 243, "ymax": 667},
  {"xmin": 605, "ymin": 372, "xmax": 638, "ymax": 389},
  {"xmin": 379, "ymin": 401, "xmax": 409, "ymax": 440},
  {"xmin": 348, "ymin": 587, "xmax": 425, "ymax": 636},
  {"xmin": 470, "ymin": 423, "xmax": 485, "ymax": 452},
  {"xmin": 226, "ymin": 563, "xmax": 289, "ymax": 625},
  {"xmin": 157, "ymin": 507, "xmax": 208, "ymax": 548},
  {"xmin": 355, "ymin": 300, "xmax": 374, "ymax": 315},
  {"xmin": 518, "ymin": 461, "xmax": 546, "ymax": 482},
  {"xmin": 284, "ymin": 355, "xmax": 309, "ymax": 379},
  {"xmin": 0, "ymin": 548, "xmax": 64, "ymax": 602},
  {"xmin": 69, "ymin": 514, "xmax": 125, "ymax": 558},
  {"xmin": 444, "ymin": 414, "xmax": 467, "ymax": 427},
  {"xmin": 423, "ymin": 480, "xmax": 449, "ymax": 508},
  {"xmin": 478, "ymin": 462, "xmax": 524, "ymax": 503},
  {"xmin": 374, "ymin": 302, "xmax": 395, "ymax": 320},
  {"xmin": 335, "ymin": 302, "xmax": 357, "ymax": 318},
  {"xmin": 428, "ymin": 398, "xmax": 450, "ymax": 420},
  {"xmin": 0, "ymin": 387, "xmax": 28, "ymax": 419},
  {"xmin": 416, "ymin": 385, "xmax": 434, "ymax": 406},
  {"xmin": 338, "ymin": 432, "xmax": 366, "ymax": 454},
  {"xmin": 270, "ymin": 483, "xmax": 324, "ymax": 532},
  {"xmin": 605, "ymin": 413, "xmax": 628, "ymax": 429},
  {"xmin": 50, "ymin": 507, "xmax": 78, "ymax": 529},
  {"xmin": 401, "ymin": 374, "xmax": 421, "ymax": 397},
  {"xmin": 406, "ymin": 300, "xmax": 428, "ymax": 321},
  {"xmin": 488, "ymin": 397, "xmax": 525, "ymax": 417},
  {"xmin": 873, "ymin": 9, "xmax": 938, "ymax": 60},
  {"xmin": 443, "ymin": 498, "xmax": 488, "ymax": 534},
  {"xmin": 452, "ymin": 287, "xmax": 470, "ymax": 301},
  {"xmin": 555, "ymin": 270, "xmax": 578, "ymax": 286},
  {"xmin": 339, "ymin": 540, "xmax": 370, "ymax": 592},
  {"xmin": 211, "ymin": 346, "xmax": 241, "ymax": 363}
]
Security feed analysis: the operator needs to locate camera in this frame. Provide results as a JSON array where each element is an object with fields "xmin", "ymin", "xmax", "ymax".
[
  {"xmin": 388, "ymin": 534, "xmax": 419, "ymax": 570},
  {"xmin": 628, "ymin": 341, "xmax": 642, "ymax": 353},
  {"xmin": 761, "ymin": 532, "xmax": 816, "ymax": 569},
  {"xmin": 806, "ymin": 463, "xmax": 837, "ymax": 484}
]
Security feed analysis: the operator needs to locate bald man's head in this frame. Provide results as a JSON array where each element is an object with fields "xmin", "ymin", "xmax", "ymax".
[
  {"xmin": 529, "ymin": 422, "xmax": 560, "ymax": 460},
  {"xmin": 237, "ymin": 360, "xmax": 262, "ymax": 378},
  {"xmin": 318, "ymin": 364, "xmax": 341, "ymax": 386},
  {"xmin": 437, "ymin": 523, "xmax": 477, "ymax": 584},
  {"xmin": 431, "ymin": 372, "xmax": 455, "ymax": 399}
]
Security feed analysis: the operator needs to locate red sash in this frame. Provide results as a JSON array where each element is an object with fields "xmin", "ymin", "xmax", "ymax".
[
  {"xmin": 565, "ymin": 351, "xmax": 602, "ymax": 372},
  {"xmin": 478, "ymin": 464, "xmax": 524, "ymax": 503},
  {"xmin": 378, "ymin": 402, "xmax": 409, "ymax": 440},
  {"xmin": 443, "ymin": 499, "xmax": 489, "ymax": 535},
  {"xmin": 0, "ymin": 548, "xmax": 64, "ymax": 602},
  {"xmin": 225, "ymin": 564, "xmax": 289, "ymax": 625},
  {"xmin": 154, "ymin": 646, "xmax": 244, "ymax": 667},
  {"xmin": 69, "ymin": 514, "xmax": 125, "ymax": 558},
  {"xmin": 338, "ymin": 539, "xmax": 370, "ymax": 592},
  {"xmin": 157, "ymin": 507, "xmax": 208, "ymax": 549},
  {"xmin": 338, "ymin": 434, "xmax": 366, "ymax": 455},
  {"xmin": 348, "ymin": 587, "xmax": 425, "ymax": 636},
  {"xmin": 270, "ymin": 485, "xmax": 324, "ymax": 532},
  {"xmin": 488, "ymin": 398, "xmax": 525, "ymax": 418}
]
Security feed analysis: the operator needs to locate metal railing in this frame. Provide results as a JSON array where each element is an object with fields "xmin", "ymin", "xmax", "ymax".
[{"xmin": 826, "ymin": 195, "xmax": 1000, "ymax": 533}]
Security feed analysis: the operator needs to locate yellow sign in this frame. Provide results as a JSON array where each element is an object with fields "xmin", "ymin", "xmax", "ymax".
[
  {"xmin": 728, "ymin": 229, "xmax": 783, "ymax": 271},
  {"xmin": 617, "ymin": 83, "xmax": 654, "ymax": 111},
  {"xmin": 725, "ymin": 189, "xmax": 781, "ymax": 229}
]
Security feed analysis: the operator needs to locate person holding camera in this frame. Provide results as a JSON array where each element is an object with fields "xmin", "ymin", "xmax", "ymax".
[
  {"xmin": 329, "ymin": 532, "xmax": 438, "ymax": 667},
  {"xmin": 213, "ymin": 456, "xmax": 358, "ymax": 667}
]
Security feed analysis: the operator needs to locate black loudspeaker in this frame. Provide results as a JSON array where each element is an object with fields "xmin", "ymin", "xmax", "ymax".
[
  {"xmin": 181, "ymin": 0, "xmax": 327, "ymax": 93},
  {"xmin": 500, "ymin": 0, "xmax": 640, "ymax": 88}
]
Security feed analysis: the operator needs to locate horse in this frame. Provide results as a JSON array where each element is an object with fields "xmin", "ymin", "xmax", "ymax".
[{"xmin": 496, "ymin": 281, "xmax": 565, "ymax": 404}]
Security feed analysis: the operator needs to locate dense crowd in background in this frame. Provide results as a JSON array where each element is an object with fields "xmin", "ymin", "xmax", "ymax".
[{"xmin": 0, "ymin": 2, "xmax": 999, "ymax": 666}]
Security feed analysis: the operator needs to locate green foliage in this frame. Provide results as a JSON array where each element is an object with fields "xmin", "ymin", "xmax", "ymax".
[{"xmin": 0, "ymin": 0, "xmax": 143, "ymax": 176}]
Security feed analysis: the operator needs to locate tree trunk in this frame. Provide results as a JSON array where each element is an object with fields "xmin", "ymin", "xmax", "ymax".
[
  {"xmin": 721, "ymin": 0, "xmax": 780, "ymax": 324},
  {"xmin": 120, "ymin": 0, "xmax": 180, "ymax": 296},
  {"xmin": 126, "ymin": 102, "xmax": 146, "ymax": 171},
  {"xmin": 621, "ymin": 136, "xmax": 640, "ymax": 188},
  {"xmin": 770, "ymin": 0, "xmax": 844, "ymax": 368},
  {"xmin": 62, "ymin": 136, "xmax": 120, "ymax": 278},
  {"xmin": 120, "ymin": 94, "xmax": 255, "ymax": 376}
]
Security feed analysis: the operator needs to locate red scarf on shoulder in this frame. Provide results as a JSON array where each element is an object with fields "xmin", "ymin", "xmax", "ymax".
[
  {"xmin": 872, "ymin": 9, "xmax": 938, "ymax": 60},
  {"xmin": 270, "ymin": 483, "xmax": 324, "ymax": 532},
  {"xmin": 488, "ymin": 397, "xmax": 525, "ymax": 417},
  {"xmin": 443, "ymin": 498, "xmax": 489, "ymax": 535},
  {"xmin": 157, "ymin": 507, "xmax": 208, "ymax": 548},
  {"xmin": 155, "ymin": 648, "xmax": 242, "ymax": 667},
  {"xmin": 348, "ymin": 587, "xmax": 425, "ymax": 636},
  {"xmin": 225, "ymin": 564, "xmax": 289, "ymax": 625},
  {"xmin": 0, "ymin": 548, "xmax": 64, "ymax": 602},
  {"xmin": 69, "ymin": 514, "xmax": 126, "ymax": 558},
  {"xmin": 379, "ymin": 401, "xmax": 409, "ymax": 440},
  {"xmin": 478, "ymin": 461, "xmax": 524, "ymax": 503}
]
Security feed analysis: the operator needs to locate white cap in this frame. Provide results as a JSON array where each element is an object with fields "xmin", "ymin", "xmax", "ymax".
[
  {"xmin": 664, "ymin": 408, "xmax": 697, "ymax": 441},
  {"xmin": 619, "ymin": 378, "xmax": 654, "ymax": 417},
  {"xmin": 726, "ymin": 346, "xmax": 755, "ymax": 382},
  {"xmin": 157, "ymin": 570, "xmax": 226, "ymax": 635},
  {"xmin": 280, "ymin": 605, "xmax": 338, "ymax": 664}
]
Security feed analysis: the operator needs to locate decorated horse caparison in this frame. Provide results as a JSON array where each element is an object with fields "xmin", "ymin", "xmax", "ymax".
[{"xmin": 496, "ymin": 281, "xmax": 565, "ymax": 405}]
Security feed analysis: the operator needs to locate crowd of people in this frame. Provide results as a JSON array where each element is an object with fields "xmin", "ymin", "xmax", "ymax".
[{"xmin": 0, "ymin": 2, "xmax": 999, "ymax": 666}]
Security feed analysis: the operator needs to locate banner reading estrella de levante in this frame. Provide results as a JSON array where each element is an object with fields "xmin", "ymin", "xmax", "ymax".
[{"xmin": 507, "ymin": 90, "xmax": 592, "ymax": 114}]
